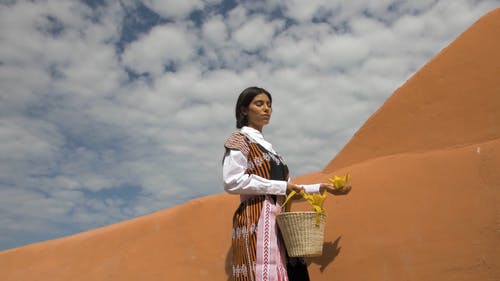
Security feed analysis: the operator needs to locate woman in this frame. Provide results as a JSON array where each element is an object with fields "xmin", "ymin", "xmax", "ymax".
[{"xmin": 223, "ymin": 87, "xmax": 351, "ymax": 281}]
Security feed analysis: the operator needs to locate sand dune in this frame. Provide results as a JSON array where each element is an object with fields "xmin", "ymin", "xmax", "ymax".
[
  {"xmin": 0, "ymin": 194, "xmax": 240, "ymax": 280},
  {"xmin": 1, "ymin": 7, "xmax": 499, "ymax": 281},
  {"xmin": 324, "ymin": 7, "xmax": 500, "ymax": 172}
]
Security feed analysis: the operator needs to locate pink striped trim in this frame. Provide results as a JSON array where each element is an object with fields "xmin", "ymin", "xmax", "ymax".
[{"xmin": 255, "ymin": 196, "xmax": 288, "ymax": 281}]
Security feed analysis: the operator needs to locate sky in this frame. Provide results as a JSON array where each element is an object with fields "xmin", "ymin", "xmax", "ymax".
[{"xmin": 0, "ymin": 0, "xmax": 498, "ymax": 251}]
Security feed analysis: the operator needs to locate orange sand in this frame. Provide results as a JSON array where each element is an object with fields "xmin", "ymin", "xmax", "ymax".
[{"xmin": 1, "ymin": 8, "xmax": 499, "ymax": 281}]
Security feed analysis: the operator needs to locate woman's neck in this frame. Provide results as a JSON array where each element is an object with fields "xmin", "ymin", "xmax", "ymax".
[{"xmin": 246, "ymin": 123, "xmax": 263, "ymax": 132}]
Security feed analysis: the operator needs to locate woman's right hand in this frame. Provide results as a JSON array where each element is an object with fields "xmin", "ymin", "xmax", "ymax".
[
  {"xmin": 320, "ymin": 183, "xmax": 352, "ymax": 195},
  {"xmin": 286, "ymin": 182, "xmax": 304, "ymax": 194}
]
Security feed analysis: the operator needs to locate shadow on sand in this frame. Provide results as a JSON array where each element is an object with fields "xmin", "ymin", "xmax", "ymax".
[{"xmin": 306, "ymin": 236, "xmax": 342, "ymax": 272}]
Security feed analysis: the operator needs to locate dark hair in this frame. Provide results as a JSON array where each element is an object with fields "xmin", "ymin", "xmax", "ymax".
[{"xmin": 235, "ymin": 87, "xmax": 272, "ymax": 128}]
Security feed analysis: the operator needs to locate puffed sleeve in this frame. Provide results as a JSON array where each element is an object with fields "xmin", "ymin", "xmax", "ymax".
[{"xmin": 223, "ymin": 132, "xmax": 287, "ymax": 195}]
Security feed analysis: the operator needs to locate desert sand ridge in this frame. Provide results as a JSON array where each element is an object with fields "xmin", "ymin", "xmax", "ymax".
[
  {"xmin": 1, "ymin": 7, "xmax": 499, "ymax": 281},
  {"xmin": 323, "ymin": 8, "xmax": 500, "ymax": 172},
  {"xmin": 0, "ymin": 194, "xmax": 241, "ymax": 280}
]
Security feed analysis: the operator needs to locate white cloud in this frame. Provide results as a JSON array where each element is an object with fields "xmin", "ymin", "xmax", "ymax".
[
  {"xmin": 315, "ymin": 35, "xmax": 371, "ymax": 70},
  {"xmin": 202, "ymin": 15, "xmax": 228, "ymax": 46},
  {"xmin": 280, "ymin": 0, "xmax": 331, "ymax": 22},
  {"xmin": 267, "ymin": 36, "xmax": 315, "ymax": 66},
  {"xmin": 233, "ymin": 16, "xmax": 284, "ymax": 52},
  {"xmin": 122, "ymin": 24, "xmax": 195, "ymax": 75},
  {"xmin": 0, "ymin": 118, "xmax": 61, "ymax": 161},
  {"xmin": 226, "ymin": 5, "xmax": 249, "ymax": 30},
  {"xmin": 141, "ymin": 0, "xmax": 204, "ymax": 19}
]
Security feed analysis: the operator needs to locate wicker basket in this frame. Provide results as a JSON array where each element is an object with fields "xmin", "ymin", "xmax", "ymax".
[{"xmin": 276, "ymin": 211, "xmax": 326, "ymax": 257}]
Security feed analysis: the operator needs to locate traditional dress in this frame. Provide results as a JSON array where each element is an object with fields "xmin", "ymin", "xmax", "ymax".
[{"xmin": 223, "ymin": 126, "xmax": 319, "ymax": 281}]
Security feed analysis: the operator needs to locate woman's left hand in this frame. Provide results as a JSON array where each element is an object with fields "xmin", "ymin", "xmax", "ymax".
[{"xmin": 320, "ymin": 183, "xmax": 352, "ymax": 195}]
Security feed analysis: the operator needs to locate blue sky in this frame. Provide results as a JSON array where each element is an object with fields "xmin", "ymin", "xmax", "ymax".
[{"xmin": 0, "ymin": 0, "xmax": 497, "ymax": 250}]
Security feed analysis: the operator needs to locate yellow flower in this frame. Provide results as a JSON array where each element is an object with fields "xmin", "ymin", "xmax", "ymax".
[
  {"xmin": 328, "ymin": 173, "xmax": 350, "ymax": 190},
  {"xmin": 300, "ymin": 191, "xmax": 327, "ymax": 226}
]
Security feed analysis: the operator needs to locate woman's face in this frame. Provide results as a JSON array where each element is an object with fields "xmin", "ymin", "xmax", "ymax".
[{"xmin": 243, "ymin": 93, "xmax": 272, "ymax": 131}]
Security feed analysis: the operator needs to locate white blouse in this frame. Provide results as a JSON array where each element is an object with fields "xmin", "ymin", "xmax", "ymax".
[{"xmin": 223, "ymin": 126, "xmax": 320, "ymax": 195}]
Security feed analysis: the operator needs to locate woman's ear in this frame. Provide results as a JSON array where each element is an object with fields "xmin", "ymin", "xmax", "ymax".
[{"xmin": 241, "ymin": 106, "xmax": 247, "ymax": 115}]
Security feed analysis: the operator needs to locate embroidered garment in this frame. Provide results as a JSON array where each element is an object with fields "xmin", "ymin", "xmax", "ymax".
[
  {"xmin": 224, "ymin": 128, "xmax": 310, "ymax": 281},
  {"xmin": 223, "ymin": 127, "xmax": 320, "ymax": 195}
]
